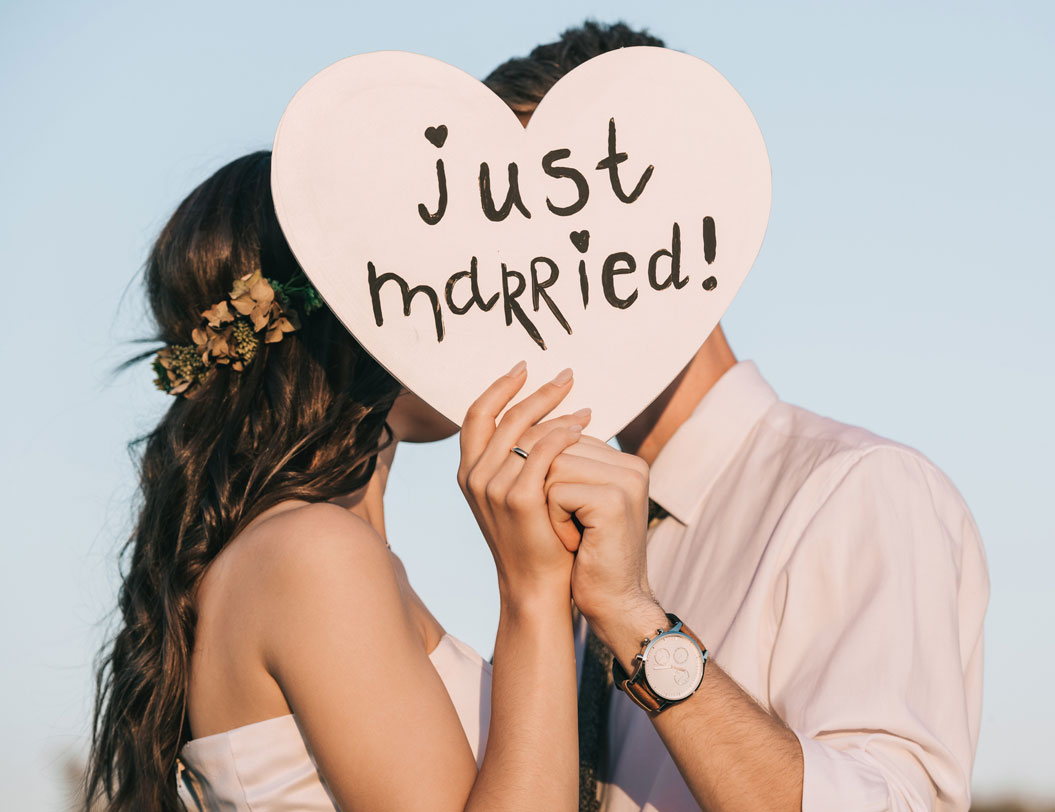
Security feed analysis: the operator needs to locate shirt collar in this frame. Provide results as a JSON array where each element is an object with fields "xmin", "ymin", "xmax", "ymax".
[{"xmin": 647, "ymin": 360, "xmax": 778, "ymax": 525}]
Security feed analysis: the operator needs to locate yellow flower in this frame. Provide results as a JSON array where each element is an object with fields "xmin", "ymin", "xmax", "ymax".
[
  {"xmin": 153, "ymin": 344, "xmax": 209, "ymax": 394},
  {"xmin": 191, "ymin": 326, "xmax": 225, "ymax": 361},
  {"xmin": 229, "ymin": 271, "xmax": 277, "ymax": 332},
  {"xmin": 231, "ymin": 319, "xmax": 260, "ymax": 363},
  {"xmin": 201, "ymin": 299, "xmax": 235, "ymax": 328},
  {"xmin": 263, "ymin": 307, "xmax": 301, "ymax": 343}
]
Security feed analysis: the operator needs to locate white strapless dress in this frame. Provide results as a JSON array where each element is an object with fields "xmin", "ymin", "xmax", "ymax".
[{"xmin": 177, "ymin": 633, "xmax": 492, "ymax": 811}]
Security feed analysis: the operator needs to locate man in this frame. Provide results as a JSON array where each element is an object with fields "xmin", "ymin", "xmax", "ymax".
[{"xmin": 485, "ymin": 22, "xmax": 989, "ymax": 812}]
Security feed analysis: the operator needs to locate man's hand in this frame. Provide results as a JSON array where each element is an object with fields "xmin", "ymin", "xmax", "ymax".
[
  {"xmin": 546, "ymin": 436, "xmax": 804, "ymax": 812},
  {"xmin": 545, "ymin": 436, "xmax": 669, "ymax": 665}
]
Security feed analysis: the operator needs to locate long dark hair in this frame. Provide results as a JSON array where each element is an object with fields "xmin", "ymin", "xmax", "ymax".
[{"xmin": 85, "ymin": 151, "xmax": 401, "ymax": 811}]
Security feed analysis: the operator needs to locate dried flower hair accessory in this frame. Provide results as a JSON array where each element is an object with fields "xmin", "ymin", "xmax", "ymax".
[{"xmin": 152, "ymin": 270, "xmax": 323, "ymax": 396}]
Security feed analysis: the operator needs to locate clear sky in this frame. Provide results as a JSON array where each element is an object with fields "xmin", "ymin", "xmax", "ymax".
[{"xmin": 1, "ymin": 1, "xmax": 1052, "ymax": 808}]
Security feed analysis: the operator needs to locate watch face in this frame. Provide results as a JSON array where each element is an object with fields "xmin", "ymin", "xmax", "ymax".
[{"xmin": 643, "ymin": 632, "xmax": 705, "ymax": 701}]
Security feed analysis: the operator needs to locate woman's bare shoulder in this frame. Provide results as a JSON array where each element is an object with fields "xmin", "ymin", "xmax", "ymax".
[
  {"xmin": 248, "ymin": 501, "xmax": 389, "ymax": 573},
  {"xmin": 245, "ymin": 500, "xmax": 385, "ymax": 551},
  {"xmin": 207, "ymin": 501, "xmax": 399, "ymax": 621}
]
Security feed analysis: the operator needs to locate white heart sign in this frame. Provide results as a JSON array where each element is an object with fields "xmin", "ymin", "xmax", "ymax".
[{"xmin": 272, "ymin": 47, "xmax": 770, "ymax": 439}]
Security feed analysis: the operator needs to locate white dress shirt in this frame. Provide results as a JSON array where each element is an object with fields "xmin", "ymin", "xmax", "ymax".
[{"xmin": 591, "ymin": 360, "xmax": 989, "ymax": 812}]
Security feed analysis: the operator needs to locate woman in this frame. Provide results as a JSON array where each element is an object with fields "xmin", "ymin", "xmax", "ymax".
[{"xmin": 85, "ymin": 151, "xmax": 591, "ymax": 811}]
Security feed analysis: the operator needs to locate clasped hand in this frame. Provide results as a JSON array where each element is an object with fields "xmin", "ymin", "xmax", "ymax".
[{"xmin": 459, "ymin": 364, "xmax": 654, "ymax": 635}]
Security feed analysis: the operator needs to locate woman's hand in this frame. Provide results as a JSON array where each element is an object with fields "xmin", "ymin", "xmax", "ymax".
[{"xmin": 458, "ymin": 362, "xmax": 591, "ymax": 606}]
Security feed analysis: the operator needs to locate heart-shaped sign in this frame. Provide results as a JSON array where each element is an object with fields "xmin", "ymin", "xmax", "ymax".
[{"xmin": 272, "ymin": 47, "xmax": 770, "ymax": 439}]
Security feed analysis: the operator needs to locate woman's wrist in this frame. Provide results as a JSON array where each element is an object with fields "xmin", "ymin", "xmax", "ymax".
[
  {"xmin": 498, "ymin": 579, "xmax": 573, "ymax": 625},
  {"xmin": 495, "ymin": 598, "xmax": 575, "ymax": 672}
]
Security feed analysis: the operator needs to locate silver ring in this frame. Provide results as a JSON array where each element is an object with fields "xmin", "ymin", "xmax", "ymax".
[{"xmin": 510, "ymin": 446, "xmax": 529, "ymax": 459}]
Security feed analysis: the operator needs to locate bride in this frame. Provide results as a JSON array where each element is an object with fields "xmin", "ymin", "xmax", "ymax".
[{"xmin": 85, "ymin": 151, "xmax": 596, "ymax": 811}]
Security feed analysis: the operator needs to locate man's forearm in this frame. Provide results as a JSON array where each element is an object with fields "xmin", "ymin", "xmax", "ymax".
[
  {"xmin": 653, "ymin": 660, "xmax": 802, "ymax": 811},
  {"xmin": 597, "ymin": 599, "xmax": 803, "ymax": 812}
]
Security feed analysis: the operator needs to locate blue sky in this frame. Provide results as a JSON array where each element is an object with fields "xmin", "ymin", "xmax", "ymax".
[{"xmin": 1, "ymin": 1, "xmax": 1052, "ymax": 807}]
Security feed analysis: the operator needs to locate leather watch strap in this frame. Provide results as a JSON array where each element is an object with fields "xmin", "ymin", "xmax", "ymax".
[{"xmin": 613, "ymin": 658, "xmax": 665, "ymax": 712}]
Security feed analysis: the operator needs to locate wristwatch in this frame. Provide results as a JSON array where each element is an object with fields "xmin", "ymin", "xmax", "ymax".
[{"xmin": 612, "ymin": 613, "xmax": 708, "ymax": 714}]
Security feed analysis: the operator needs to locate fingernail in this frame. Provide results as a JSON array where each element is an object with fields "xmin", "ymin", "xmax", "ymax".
[
  {"xmin": 572, "ymin": 407, "xmax": 592, "ymax": 420},
  {"xmin": 551, "ymin": 367, "xmax": 573, "ymax": 386},
  {"xmin": 569, "ymin": 425, "xmax": 583, "ymax": 433},
  {"xmin": 506, "ymin": 360, "xmax": 526, "ymax": 377}
]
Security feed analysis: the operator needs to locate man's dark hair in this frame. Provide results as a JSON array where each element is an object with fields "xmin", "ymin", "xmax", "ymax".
[{"xmin": 484, "ymin": 20, "xmax": 666, "ymax": 114}]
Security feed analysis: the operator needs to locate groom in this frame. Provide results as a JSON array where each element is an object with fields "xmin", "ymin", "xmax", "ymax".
[{"xmin": 485, "ymin": 22, "xmax": 988, "ymax": 812}]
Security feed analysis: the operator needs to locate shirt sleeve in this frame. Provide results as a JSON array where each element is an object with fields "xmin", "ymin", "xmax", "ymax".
[{"xmin": 766, "ymin": 446, "xmax": 989, "ymax": 812}]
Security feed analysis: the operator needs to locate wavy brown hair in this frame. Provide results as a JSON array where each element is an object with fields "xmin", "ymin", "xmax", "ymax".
[{"xmin": 85, "ymin": 151, "xmax": 401, "ymax": 811}]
